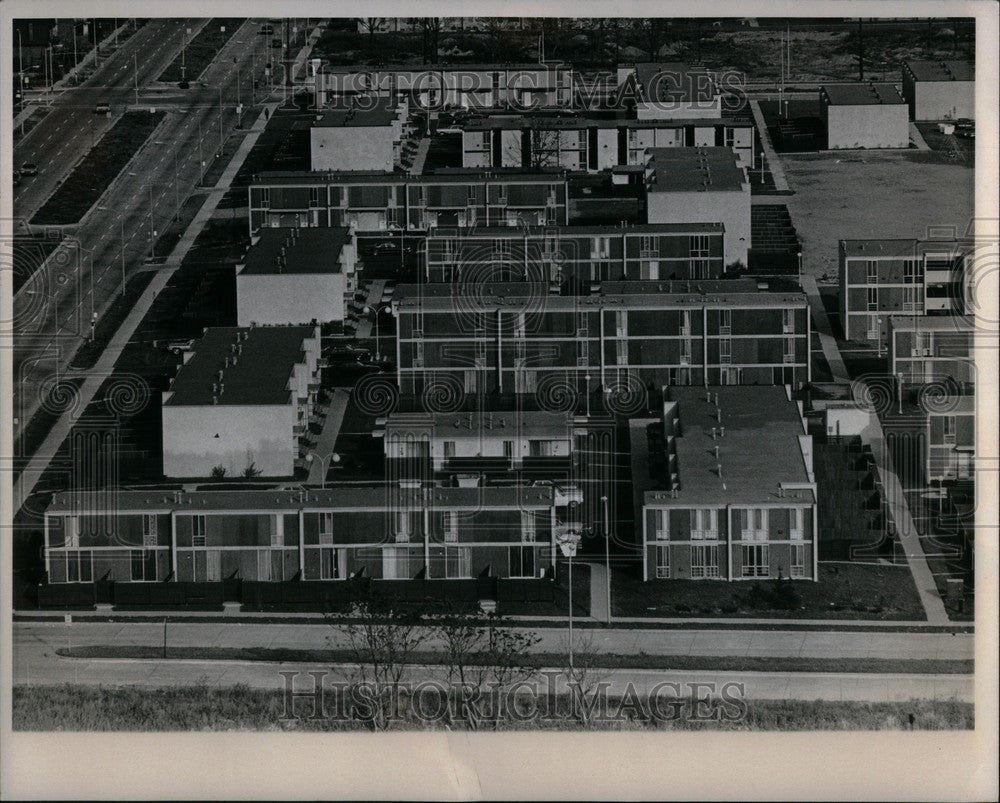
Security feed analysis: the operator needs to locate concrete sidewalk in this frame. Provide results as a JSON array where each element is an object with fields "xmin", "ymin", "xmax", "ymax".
[
  {"xmin": 800, "ymin": 274, "xmax": 850, "ymax": 382},
  {"xmin": 749, "ymin": 99, "xmax": 791, "ymax": 192},
  {"xmin": 13, "ymin": 102, "xmax": 279, "ymax": 512},
  {"xmin": 307, "ymin": 389, "xmax": 350, "ymax": 484}
]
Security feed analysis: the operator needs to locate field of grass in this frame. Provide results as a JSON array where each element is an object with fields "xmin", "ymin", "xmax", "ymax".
[
  {"xmin": 158, "ymin": 19, "xmax": 243, "ymax": 83},
  {"xmin": 611, "ymin": 563, "xmax": 927, "ymax": 620},
  {"xmin": 13, "ymin": 684, "xmax": 973, "ymax": 731},
  {"xmin": 31, "ymin": 111, "xmax": 165, "ymax": 226}
]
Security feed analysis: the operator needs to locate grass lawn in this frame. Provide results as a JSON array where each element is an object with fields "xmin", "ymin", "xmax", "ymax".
[
  {"xmin": 12, "ymin": 685, "xmax": 973, "ymax": 731},
  {"xmin": 31, "ymin": 111, "xmax": 166, "ymax": 225},
  {"xmin": 611, "ymin": 563, "xmax": 927, "ymax": 620},
  {"xmin": 69, "ymin": 273, "xmax": 155, "ymax": 370},
  {"xmin": 11, "ymin": 234, "xmax": 64, "ymax": 294},
  {"xmin": 158, "ymin": 19, "xmax": 243, "ymax": 83}
]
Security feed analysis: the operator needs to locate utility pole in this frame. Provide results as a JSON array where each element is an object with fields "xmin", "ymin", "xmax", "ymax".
[
  {"xmin": 197, "ymin": 117, "xmax": 205, "ymax": 185},
  {"xmin": 858, "ymin": 19, "xmax": 864, "ymax": 82},
  {"xmin": 134, "ymin": 53, "xmax": 139, "ymax": 105},
  {"xmin": 173, "ymin": 150, "xmax": 180, "ymax": 221},
  {"xmin": 218, "ymin": 85, "xmax": 224, "ymax": 155},
  {"xmin": 120, "ymin": 216, "xmax": 126, "ymax": 295},
  {"xmin": 93, "ymin": 18, "xmax": 99, "ymax": 67},
  {"xmin": 181, "ymin": 27, "xmax": 187, "ymax": 83}
]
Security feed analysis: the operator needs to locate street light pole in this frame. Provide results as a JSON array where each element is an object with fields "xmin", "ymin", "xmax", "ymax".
[
  {"xmin": 148, "ymin": 183, "xmax": 156, "ymax": 258},
  {"xmin": 601, "ymin": 494, "xmax": 611, "ymax": 624},
  {"xmin": 121, "ymin": 217, "xmax": 126, "ymax": 295},
  {"xmin": 134, "ymin": 54, "xmax": 139, "ymax": 105}
]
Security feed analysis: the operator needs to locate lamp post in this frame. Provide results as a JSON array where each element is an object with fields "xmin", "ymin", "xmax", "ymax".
[
  {"xmin": 363, "ymin": 304, "xmax": 391, "ymax": 363},
  {"xmin": 556, "ymin": 531, "xmax": 582, "ymax": 673},
  {"xmin": 305, "ymin": 451, "xmax": 340, "ymax": 489},
  {"xmin": 601, "ymin": 494, "xmax": 611, "ymax": 623}
]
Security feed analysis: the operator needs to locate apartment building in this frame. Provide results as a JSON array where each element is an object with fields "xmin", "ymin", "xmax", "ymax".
[
  {"xmin": 888, "ymin": 315, "xmax": 974, "ymax": 386},
  {"xmin": 424, "ymin": 223, "xmax": 726, "ymax": 284},
  {"xmin": 161, "ymin": 326, "xmax": 321, "ymax": 478},
  {"xmin": 644, "ymin": 147, "xmax": 751, "ymax": 267},
  {"xmin": 634, "ymin": 386, "xmax": 818, "ymax": 581},
  {"xmin": 235, "ymin": 227, "xmax": 359, "ymax": 326},
  {"xmin": 248, "ymin": 171, "xmax": 569, "ymax": 234},
  {"xmin": 820, "ymin": 84, "xmax": 910, "ymax": 149},
  {"xmin": 392, "ymin": 279, "xmax": 810, "ymax": 397},
  {"xmin": 617, "ymin": 63, "xmax": 724, "ymax": 121},
  {"xmin": 460, "ymin": 113, "xmax": 755, "ymax": 171},
  {"xmin": 42, "ymin": 483, "xmax": 565, "ymax": 584},
  {"xmin": 838, "ymin": 239, "xmax": 967, "ymax": 346},
  {"xmin": 882, "ymin": 394, "xmax": 975, "ymax": 485},
  {"xmin": 901, "ymin": 60, "xmax": 975, "ymax": 121},
  {"xmin": 309, "ymin": 98, "xmax": 408, "ymax": 172},
  {"xmin": 313, "ymin": 63, "xmax": 574, "ymax": 110}
]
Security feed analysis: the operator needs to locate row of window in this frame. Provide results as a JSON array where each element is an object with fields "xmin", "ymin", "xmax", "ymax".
[
  {"xmin": 653, "ymin": 508, "xmax": 805, "ymax": 540},
  {"xmin": 654, "ymin": 544, "xmax": 807, "ymax": 579},
  {"xmin": 862, "ymin": 258, "xmax": 922, "ymax": 284}
]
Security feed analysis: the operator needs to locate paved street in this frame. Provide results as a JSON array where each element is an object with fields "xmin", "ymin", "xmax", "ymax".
[{"xmin": 12, "ymin": 19, "xmax": 270, "ymax": 465}]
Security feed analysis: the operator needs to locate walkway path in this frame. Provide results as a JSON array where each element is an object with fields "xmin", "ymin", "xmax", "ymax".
[
  {"xmin": 586, "ymin": 561, "xmax": 610, "ymax": 623},
  {"xmin": 307, "ymin": 389, "xmax": 350, "ymax": 485},
  {"xmin": 749, "ymin": 99, "xmax": 791, "ymax": 192},
  {"xmin": 800, "ymin": 274, "xmax": 850, "ymax": 382},
  {"xmin": 13, "ymin": 102, "xmax": 279, "ymax": 512},
  {"xmin": 909, "ymin": 122, "xmax": 931, "ymax": 150}
]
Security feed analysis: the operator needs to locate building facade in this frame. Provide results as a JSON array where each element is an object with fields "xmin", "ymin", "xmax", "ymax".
[
  {"xmin": 838, "ymin": 239, "xmax": 968, "ymax": 346},
  {"xmin": 423, "ymin": 223, "xmax": 727, "ymax": 284},
  {"xmin": 888, "ymin": 315, "xmax": 974, "ymax": 386},
  {"xmin": 635, "ymin": 386, "xmax": 818, "ymax": 581},
  {"xmin": 161, "ymin": 326, "xmax": 321, "ymax": 478},
  {"xmin": 392, "ymin": 279, "xmax": 811, "ymax": 397},
  {"xmin": 820, "ymin": 84, "xmax": 910, "ymax": 149},
  {"xmin": 901, "ymin": 60, "xmax": 975, "ymax": 121},
  {"xmin": 248, "ymin": 171, "xmax": 570, "ymax": 234},
  {"xmin": 309, "ymin": 98, "xmax": 408, "ymax": 172},
  {"xmin": 42, "ymin": 484, "xmax": 566, "ymax": 584},
  {"xmin": 644, "ymin": 147, "xmax": 751, "ymax": 267},
  {"xmin": 235, "ymin": 227, "xmax": 359, "ymax": 325}
]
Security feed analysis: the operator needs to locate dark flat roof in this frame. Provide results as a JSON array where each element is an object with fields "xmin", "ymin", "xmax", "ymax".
[
  {"xmin": 888, "ymin": 314, "xmax": 974, "ymax": 333},
  {"xmin": 393, "ymin": 280, "xmax": 806, "ymax": 311},
  {"xmin": 240, "ymin": 228, "xmax": 351, "ymax": 275},
  {"xmin": 385, "ymin": 410, "xmax": 576, "ymax": 437},
  {"xmin": 646, "ymin": 147, "xmax": 747, "ymax": 193},
  {"xmin": 839, "ymin": 239, "xmax": 965, "ymax": 258},
  {"xmin": 428, "ymin": 222, "xmax": 724, "ymax": 238},
  {"xmin": 46, "ymin": 485, "xmax": 553, "ymax": 513},
  {"xmin": 649, "ymin": 386, "xmax": 813, "ymax": 506},
  {"xmin": 252, "ymin": 169, "xmax": 569, "ymax": 186},
  {"xmin": 634, "ymin": 62, "xmax": 716, "ymax": 104},
  {"xmin": 821, "ymin": 83, "xmax": 905, "ymax": 105},
  {"xmin": 165, "ymin": 326, "xmax": 316, "ymax": 407},
  {"xmin": 905, "ymin": 60, "xmax": 974, "ymax": 82},
  {"xmin": 313, "ymin": 97, "xmax": 399, "ymax": 128},
  {"xmin": 462, "ymin": 113, "xmax": 744, "ymax": 131}
]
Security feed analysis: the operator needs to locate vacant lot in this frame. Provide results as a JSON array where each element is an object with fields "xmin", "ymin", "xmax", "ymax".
[
  {"xmin": 31, "ymin": 112, "xmax": 165, "ymax": 225},
  {"xmin": 780, "ymin": 150, "xmax": 974, "ymax": 280}
]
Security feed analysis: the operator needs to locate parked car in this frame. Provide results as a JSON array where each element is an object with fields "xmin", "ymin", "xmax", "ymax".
[
  {"xmin": 954, "ymin": 118, "xmax": 974, "ymax": 130},
  {"xmin": 956, "ymin": 128, "xmax": 975, "ymax": 140},
  {"xmin": 259, "ymin": 23, "xmax": 274, "ymax": 35},
  {"xmin": 156, "ymin": 337, "xmax": 195, "ymax": 355},
  {"xmin": 271, "ymin": 37, "xmax": 283, "ymax": 48},
  {"xmin": 94, "ymin": 101, "xmax": 110, "ymax": 114},
  {"xmin": 13, "ymin": 172, "xmax": 21, "ymax": 188},
  {"xmin": 19, "ymin": 162, "xmax": 38, "ymax": 177}
]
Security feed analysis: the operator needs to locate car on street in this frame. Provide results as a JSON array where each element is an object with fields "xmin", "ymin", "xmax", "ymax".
[
  {"xmin": 260, "ymin": 24, "xmax": 274, "ymax": 35},
  {"xmin": 19, "ymin": 162, "xmax": 38, "ymax": 177},
  {"xmin": 156, "ymin": 337, "xmax": 196, "ymax": 355}
]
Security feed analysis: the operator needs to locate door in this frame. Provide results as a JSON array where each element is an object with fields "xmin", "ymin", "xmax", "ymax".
[{"xmin": 206, "ymin": 550, "xmax": 221, "ymax": 582}]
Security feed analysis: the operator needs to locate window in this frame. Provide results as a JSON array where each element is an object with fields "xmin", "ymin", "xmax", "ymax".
[
  {"xmin": 309, "ymin": 187, "xmax": 320, "ymax": 208},
  {"xmin": 503, "ymin": 440, "xmax": 515, "ymax": 461},
  {"xmin": 443, "ymin": 441, "xmax": 456, "ymax": 459},
  {"xmin": 680, "ymin": 310, "xmax": 692, "ymax": 336},
  {"xmin": 616, "ymin": 338, "xmax": 628, "ymax": 367},
  {"xmin": 508, "ymin": 545, "xmax": 535, "ymax": 578},
  {"xmin": 724, "ymin": 127, "xmax": 735, "ymax": 148},
  {"xmin": 903, "ymin": 286, "xmax": 918, "ymax": 312},
  {"xmin": 444, "ymin": 512, "xmax": 458, "ymax": 542},
  {"xmin": 680, "ymin": 337, "xmax": 692, "ymax": 365},
  {"xmin": 739, "ymin": 508, "xmax": 768, "ymax": 540},
  {"xmin": 783, "ymin": 337, "xmax": 796, "ymax": 364},
  {"xmin": 903, "ymin": 259, "xmax": 919, "ymax": 283},
  {"xmin": 719, "ymin": 309, "xmax": 731, "ymax": 335},
  {"xmin": 395, "ymin": 511, "xmax": 412, "ymax": 541},
  {"xmin": 782, "ymin": 309, "xmax": 794, "ymax": 334},
  {"xmin": 655, "ymin": 545, "xmax": 670, "ymax": 578},
  {"xmin": 691, "ymin": 545, "xmax": 719, "ymax": 578},
  {"xmin": 257, "ymin": 549, "xmax": 272, "ymax": 581},
  {"xmin": 142, "ymin": 515, "xmax": 157, "ymax": 547},
  {"xmin": 719, "ymin": 338, "xmax": 731, "ymax": 364},
  {"xmin": 867, "ymin": 315, "xmax": 880, "ymax": 339},
  {"xmin": 529, "ymin": 439, "xmax": 554, "ymax": 457},
  {"xmin": 943, "ymin": 416, "xmax": 957, "ymax": 444},
  {"xmin": 131, "ymin": 549, "xmax": 156, "ymax": 582},
  {"xmin": 319, "ymin": 512, "xmax": 334, "ymax": 545},
  {"xmin": 789, "ymin": 508, "xmax": 804, "ymax": 540},
  {"xmin": 593, "ymin": 236, "xmax": 611, "ymax": 259},
  {"xmin": 464, "ymin": 369, "xmax": 478, "ymax": 394},
  {"xmin": 866, "ymin": 287, "xmax": 878, "ymax": 311},
  {"xmin": 192, "ymin": 515, "xmax": 206, "ymax": 547},
  {"xmin": 654, "ymin": 510, "xmax": 669, "ymax": 540},
  {"xmin": 615, "ymin": 310, "xmax": 627, "ymax": 337},
  {"xmin": 742, "ymin": 544, "xmax": 769, "ymax": 577},
  {"xmin": 791, "ymin": 544, "xmax": 806, "ymax": 578},
  {"xmin": 521, "ymin": 511, "xmax": 536, "ymax": 542},
  {"xmin": 866, "ymin": 260, "xmax": 878, "ymax": 283},
  {"xmin": 691, "ymin": 509, "xmax": 718, "ymax": 539},
  {"xmin": 690, "ymin": 234, "xmax": 710, "ymax": 259},
  {"xmin": 270, "ymin": 516, "xmax": 282, "ymax": 548},
  {"xmin": 260, "ymin": 187, "xmax": 271, "ymax": 208},
  {"xmin": 444, "ymin": 546, "xmax": 471, "ymax": 578},
  {"xmin": 320, "ymin": 547, "xmax": 338, "ymax": 580}
]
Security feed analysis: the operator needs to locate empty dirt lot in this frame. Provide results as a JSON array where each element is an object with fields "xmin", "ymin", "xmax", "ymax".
[{"xmin": 780, "ymin": 150, "xmax": 974, "ymax": 279}]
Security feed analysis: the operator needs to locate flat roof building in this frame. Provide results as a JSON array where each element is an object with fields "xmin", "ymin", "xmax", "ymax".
[
  {"xmin": 820, "ymin": 83, "xmax": 909, "ymax": 149},
  {"xmin": 634, "ymin": 385, "xmax": 817, "ymax": 581},
  {"xmin": 644, "ymin": 147, "xmax": 750, "ymax": 267},
  {"xmin": 309, "ymin": 97, "xmax": 409, "ymax": 172},
  {"xmin": 901, "ymin": 60, "xmax": 975, "ymax": 121},
  {"xmin": 161, "ymin": 325, "xmax": 321, "ymax": 478},
  {"xmin": 236, "ymin": 227, "xmax": 359, "ymax": 326},
  {"xmin": 618, "ymin": 63, "xmax": 723, "ymax": 121},
  {"xmin": 888, "ymin": 314, "xmax": 974, "ymax": 387}
]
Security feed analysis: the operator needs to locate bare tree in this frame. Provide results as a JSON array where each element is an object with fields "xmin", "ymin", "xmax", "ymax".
[
  {"xmin": 563, "ymin": 630, "xmax": 611, "ymax": 728},
  {"xmin": 503, "ymin": 128, "xmax": 564, "ymax": 169},
  {"xmin": 417, "ymin": 18, "xmax": 442, "ymax": 64},
  {"xmin": 337, "ymin": 599, "xmax": 429, "ymax": 730},
  {"xmin": 357, "ymin": 18, "xmax": 387, "ymax": 49}
]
